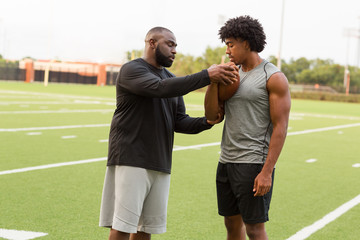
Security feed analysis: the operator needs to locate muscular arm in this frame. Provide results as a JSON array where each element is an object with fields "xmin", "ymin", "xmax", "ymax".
[
  {"xmin": 204, "ymin": 83, "xmax": 225, "ymax": 124},
  {"xmin": 204, "ymin": 62, "xmax": 238, "ymax": 123},
  {"xmin": 253, "ymin": 72, "xmax": 291, "ymax": 196}
]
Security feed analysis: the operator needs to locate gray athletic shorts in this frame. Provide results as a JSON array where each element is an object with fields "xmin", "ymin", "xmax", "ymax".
[{"xmin": 99, "ymin": 165, "xmax": 171, "ymax": 234}]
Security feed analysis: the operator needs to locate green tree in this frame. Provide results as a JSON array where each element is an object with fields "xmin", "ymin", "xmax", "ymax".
[
  {"xmin": 170, "ymin": 46, "xmax": 228, "ymax": 76},
  {"xmin": 297, "ymin": 63, "xmax": 343, "ymax": 86},
  {"xmin": 168, "ymin": 53, "xmax": 197, "ymax": 76},
  {"xmin": 21, "ymin": 56, "xmax": 36, "ymax": 61},
  {"xmin": 285, "ymin": 57, "xmax": 311, "ymax": 83},
  {"xmin": 202, "ymin": 46, "xmax": 228, "ymax": 66},
  {"xmin": 124, "ymin": 47, "xmax": 360, "ymax": 93},
  {"xmin": 267, "ymin": 55, "xmax": 278, "ymax": 66},
  {"xmin": 347, "ymin": 66, "xmax": 360, "ymax": 93},
  {"xmin": 126, "ymin": 49, "xmax": 143, "ymax": 61},
  {"xmin": 267, "ymin": 55, "xmax": 294, "ymax": 82}
]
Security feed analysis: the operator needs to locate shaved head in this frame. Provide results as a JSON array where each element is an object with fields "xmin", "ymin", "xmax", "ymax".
[
  {"xmin": 145, "ymin": 27, "xmax": 173, "ymax": 42},
  {"xmin": 143, "ymin": 27, "xmax": 177, "ymax": 68}
]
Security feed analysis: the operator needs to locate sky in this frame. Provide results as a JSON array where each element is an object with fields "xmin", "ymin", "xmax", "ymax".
[{"xmin": 1, "ymin": 0, "xmax": 360, "ymax": 66}]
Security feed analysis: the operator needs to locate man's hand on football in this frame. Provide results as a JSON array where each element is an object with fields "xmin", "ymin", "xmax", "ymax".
[{"xmin": 207, "ymin": 64, "xmax": 238, "ymax": 85}]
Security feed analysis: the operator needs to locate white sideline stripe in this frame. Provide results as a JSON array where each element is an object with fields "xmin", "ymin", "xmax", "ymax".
[
  {"xmin": 291, "ymin": 112, "xmax": 360, "ymax": 121},
  {"xmin": 0, "ymin": 157, "xmax": 107, "ymax": 176},
  {"xmin": 173, "ymin": 142, "xmax": 220, "ymax": 151},
  {"xmin": 26, "ymin": 132, "xmax": 42, "ymax": 136},
  {"xmin": 0, "ymin": 121, "xmax": 359, "ymax": 239},
  {"xmin": 1, "ymin": 122, "xmax": 360, "ymax": 174},
  {"xmin": 0, "ymin": 143, "xmax": 221, "ymax": 176},
  {"xmin": 1, "ymin": 90, "xmax": 359, "ymax": 119},
  {"xmin": 61, "ymin": 135, "xmax": 77, "ymax": 139},
  {"xmin": 2, "ymin": 127, "xmax": 360, "ymax": 239},
  {"xmin": 2, "ymin": 122, "xmax": 359, "ymax": 134},
  {"xmin": 0, "ymin": 89, "xmax": 114, "ymax": 101},
  {"xmin": 286, "ymin": 194, "xmax": 360, "ymax": 240},
  {"xmin": 0, "ymin": 101, "xmax": 115, "ymax": 106},
  {"xmin": 0, "ymin": 109, "xmax": 114, "ymax": 114},
  {"xmin": 0, "ymin": 228, "xmax": 48, "ymax": 240},
  {"xmin": 352, "ymin": 163, "xmax": 360, "ymax": 168},
  {"xmin": 0, "ymin": 101, "xmax": 72, "ymax": 105},
  {"xmin": 0, "ymin": 95, "xmax": 52, "ymax": 99},
  {"xmin": 0, "ymin": 124, "xmax": 110, "ymax": 132},
  {"xmin": 287, "ymin": 123, "xmax": 360, "ymax": 136}
]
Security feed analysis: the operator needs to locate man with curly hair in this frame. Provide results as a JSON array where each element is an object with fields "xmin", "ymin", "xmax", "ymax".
[{"xmin": 205, "ymin": 16, "xmax": 291, "ymax": 240}]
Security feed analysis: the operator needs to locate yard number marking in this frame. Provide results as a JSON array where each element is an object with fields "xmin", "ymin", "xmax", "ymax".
[{"xmin": 0, "ymin": 228, "xmax": 47, "ymax": 240}]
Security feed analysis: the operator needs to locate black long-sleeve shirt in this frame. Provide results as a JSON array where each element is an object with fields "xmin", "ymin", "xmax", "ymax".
[{"xmin": 107, "ymin": 58, "xmax": 212, "ymax": 173}]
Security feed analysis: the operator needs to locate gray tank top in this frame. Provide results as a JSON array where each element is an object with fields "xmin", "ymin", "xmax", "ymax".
[{"xmin": 219, "ymin": 60, "xmax": 280, "ymax": 164}]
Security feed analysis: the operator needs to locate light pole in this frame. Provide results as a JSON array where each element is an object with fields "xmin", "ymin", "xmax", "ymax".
[
  {"xmin": 357, "ymin": 16, "xmax": 360, "ymax": 68},
  {"xmin": 344, "ymin": 27, "xmax": 360, "ymax": 95},
  {"xmin": 0, "ymin": 18, "xmax": 4, "ymax": 58},
  {"xmin": 277, "ymin": 0, "xmax": 285, "ymax": 70},
  {"xmin": 344, "ymin": 28, "xmax": 351, "ymax": 88}
]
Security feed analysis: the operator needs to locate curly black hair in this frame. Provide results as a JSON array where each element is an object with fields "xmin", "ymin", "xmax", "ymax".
[{"xmin": 219, "ymin": 16, "xmax": 266, "ymax": 53}]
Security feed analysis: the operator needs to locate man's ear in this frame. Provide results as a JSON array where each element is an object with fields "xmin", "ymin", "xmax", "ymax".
[
  {"xmin": 149, "ymin": 39, "xmax": 157, "ymax": 49},
  {"xmin": 244, "ymin": 41, "xmax": 251, "ymax": 51}
]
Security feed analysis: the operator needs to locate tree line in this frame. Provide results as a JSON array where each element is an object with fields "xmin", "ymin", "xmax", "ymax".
[
  {"xmin": 127, "ymin": 47, "xmax": 360, "ymax": 94},
  {"xmin": 2, "ymin": 49, "xmax": 359, "ymax": 94},
  {"xmin": 0, "ymin": 54, "xmax": 22, "ymax": 81}
]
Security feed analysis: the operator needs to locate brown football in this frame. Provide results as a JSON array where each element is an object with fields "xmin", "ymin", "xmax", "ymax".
[{"xmin": 218, "ymin": 63, "xmax": 240, "ymax": 101}]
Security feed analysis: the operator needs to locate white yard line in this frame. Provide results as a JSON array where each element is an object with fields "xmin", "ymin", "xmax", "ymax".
[
  {"xmin": 0, "ymin": 95, "xmax": 57, "ymax": 99},
  {"xmin": 0, "ymin": 124, "xmax": 110, "ymax": 132},
  {"xmin": 2, "ymin": 122, "xmax": 359, "ymax": 134},
  {"xmin": 26, "ymin": 132, "xmax": 42, "ymax": 136},
  {"xmin": 1, "ymin": 89, "xmax": 359, "ymax": 120},
  {"xmin": 0, "ymin": 100, "xmax": 115, "ymax": 105},
  {"xmin": 287, "ymin": 123, "xmax": 360, "ymax": 136},
  {"xmin": 286, "ymin": 194, "xmax": 360, "ymax": 240},
  {"xmin": 0, "ymin": 157, "xmax": 107, "ymax": 175},
  {"xmin": 61, "ymin": 135, "xmax": 77, "ymax": 139},
  {"xmin": 0, "ymin": 89, "xmax": 114, "ymax": 101},
  {"xmin": 1, "ymin": 122, "xmax": 360, "ymax": 174},
  {"xmin": 0, "ymin": 143, "xmax": 221, "ymax": 176},
  {"xmin": 0, "ymin": 101, "xmax": 72, "ymax": 105},
  {"xmin": 1, "ymin": 122, "xmax": 360, "ymax": 240},
  {"xmin": 0, "ymin": 90, "xmax": 115, "ymax": 106},
  {"xmin": 0, "ymin": 109, "xmax": 114, "ymax": 114},
  {"xmin": 173, "ymin": 142, "xmax": 220, "ymax": 151},
  {"xmin": 291, "ymin": 112, "xmax": 360, "ymax": 121}
]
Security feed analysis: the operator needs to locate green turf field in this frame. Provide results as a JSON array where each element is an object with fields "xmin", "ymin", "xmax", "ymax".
[{"xmin": 1, "ymin": 81, "xmax": 360, "ymax": 240}]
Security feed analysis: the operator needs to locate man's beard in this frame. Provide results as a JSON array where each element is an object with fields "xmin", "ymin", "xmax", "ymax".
[{"xmin": 155, "ymin": 46, "xmax": 173, "ymax": 67}]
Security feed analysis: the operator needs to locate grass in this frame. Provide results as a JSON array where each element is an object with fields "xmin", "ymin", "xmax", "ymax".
[{"xmin": 0, "ymin": 81, "xmax": 360, "ymax": 239}]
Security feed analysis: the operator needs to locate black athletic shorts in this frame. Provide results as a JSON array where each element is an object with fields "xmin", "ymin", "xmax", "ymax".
[{"xmin": 216, "ymin": 162, "xmax": 275, "ymax": 224}]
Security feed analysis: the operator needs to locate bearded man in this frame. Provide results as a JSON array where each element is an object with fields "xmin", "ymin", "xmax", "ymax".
[{"xmin": 99, "ymin": 26, "xmax": 237, "ymax": 240}]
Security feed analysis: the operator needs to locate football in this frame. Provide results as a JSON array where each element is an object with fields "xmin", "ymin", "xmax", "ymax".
[{"xmin": 218, "ymin": 63, "xmax": 240, "ymax": 101}]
